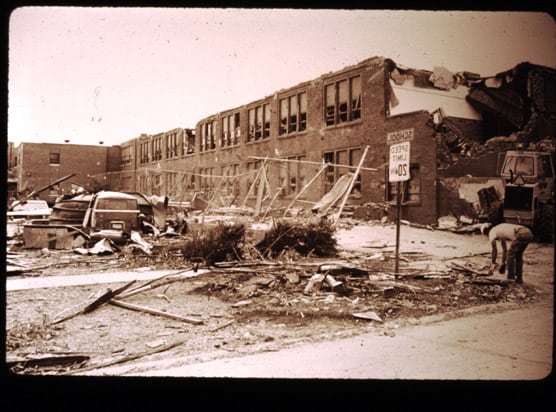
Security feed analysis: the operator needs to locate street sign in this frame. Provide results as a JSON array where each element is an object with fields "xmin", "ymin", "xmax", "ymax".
[
  {"xmin": 389, "ymin": 141, "xmax": 411, "ymax": 182},
  {"xmin": 386, "ymin": 128, "xmax": 414, "ymax": 145}
]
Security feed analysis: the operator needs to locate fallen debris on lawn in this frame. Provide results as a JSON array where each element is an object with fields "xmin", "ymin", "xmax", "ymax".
[{"xmin": 6, "ymin": 217, "xmax": 546, "ymax": 376}]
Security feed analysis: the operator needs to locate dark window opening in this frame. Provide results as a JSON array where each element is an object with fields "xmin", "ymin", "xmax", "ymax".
[
  {"xmin": 324, "ymin": 75, "xmax": 362, "ymax": 127},
  {"xmin": 49, "ymin": 152, "xmax": 60, "ymax": 165},
  {"xmin": 279, "ymin": 92, "xmax": 307, "ymax": 136}
]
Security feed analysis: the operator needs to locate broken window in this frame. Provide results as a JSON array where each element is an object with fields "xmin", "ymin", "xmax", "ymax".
[
  {"xmin": 222, "ymin": 116, "xmax": 229, "ymax": 147},
  {"xmin": 166, "ymin": 132, "xmax": 178, "ymax": 158},
  {"xmin": 324, "ymin": 74, "xmax": 362, "ymax": 127},
  {"xmin": 387, "ymin": 164, "xmax": 421, "ymax": 205},
  {"xmin": 277, "ymin": 156, "xmax": 307, "ymax": 196},
  {"xmin": 255, "ymin": 106, "xmax": 263, "ymax": 140},
  {"xmin": 210, "ymin": 120, "xmax": 216, "ymax": 150},
  {"xmin": 264, "ymin": 104, "xmax": 271, "ymax": 138},
  {"xmin": 233, "ymin": 113, "xmax": 241, "ymax": 144},
  {"xmin": 200, "ymin": 122, "xmax": 216, "ymax": 152},
  {"xmin": 248, "ymin": 108, "xmax": 256, "ymax": 142},
  {"xmin": 152, "ymin": 136, "xmax": 163, "ymax": 161},
  {"xmin": 289, "ymin": 95, "xmax": 298, "ymax": 133},
  {"xmin": 323, "ymin": 148, "xmax": 361, "ymax": 194},
  {"xmin": 248, "ymin": 104, "xmax": 270, "ymax": 142},
  {"xmin": 350, "ymin": 76, "xmax": 361, "ymax": 120},
  {"xmin": 325, "ymin": 84, "xmax": 336, "ymax": 126},
  {"xmin": 299, "ymin": 92, "xmax": 307, "ymax": 131},
  {"xmin": 183, "ymin": 129, "xmax": 196, "ymax": 155},
  {"xmin": 338, "ymin": 80, "xmax": 349, "ymax": 122},
  {"xmin": 49, "ymin": 152, "xmax": 60, "ymax": 165},
  {"xmin": 280, "ymin": 98, "xmax": 288, "ymax": 135},
  {"xmin": 200, "ymin": 124, "xmax": 206, "ymax": 152},
  {"xmin": 279, "ymin": 91, "xmax": 307, "ymax": 136},
  {"xmin": 140, "ymin": 142, "xmax": 149, "ymax": 164}
]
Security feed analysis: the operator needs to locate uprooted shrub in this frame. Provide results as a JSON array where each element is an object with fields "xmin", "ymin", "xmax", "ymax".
[
  {"xmin": 180, "ymin": 222, "xmax": 246, "ymax": 265},
  {"xmin": 255, "ymin": 218, "xmax": 337, "ymax": 258}
]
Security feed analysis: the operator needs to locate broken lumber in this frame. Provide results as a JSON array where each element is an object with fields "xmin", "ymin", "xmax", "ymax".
[
  {"xmin": 209, "ymin": 319, "xmax": 235, "ymax": 332},
  {"xmin": 367, "ymin": 279, "xmax": 432, "ymax": 294},
  {"xmin": 466, "ymin": 278, "xmax": 512, "ymax": 286},
  {"xmin": 7, "ymin": 354, "xmax": 90, "ymax": 370},
  {"xmin": 51, "ymin": 280, "xmax": 136, "ymax": 324},
  {"xmin": 119, "ymin": 266, "xmax": 194, "ymax": 298},
  {"xmin": 333, "ymin": 145, "xmax": 370, "ymax": 224},
  {"xmin": 109, "ymin": 299, "xmax": 203, "ymax": 325},
  {"xmin": 450, "ymin": 262, "xmax": 487, "ymax": 276},
  {"xmin": 63, "ymin": 337, "xmax": 188, "ymax": 375}
]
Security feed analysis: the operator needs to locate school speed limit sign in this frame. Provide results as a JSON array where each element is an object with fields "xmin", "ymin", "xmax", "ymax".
[{"xmin": 389, "ymin": 141, "xmax": 410, "ymax": 182}]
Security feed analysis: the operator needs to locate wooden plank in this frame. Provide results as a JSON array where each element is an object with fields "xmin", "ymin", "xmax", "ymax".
[
  {"xmin": 51, "ymin": 280, "xmax": 136, "ymax": 324},
  {"xmin": 109, "ymin": 299, "xmax": 204, "ymax": 325},
  {"xmin": 283, "ymin": 162, "xmax": 329, "ymax": 217},
  {"xmin": 63, "ymin": 338, "xmax": 188, "ymax": 375},
  {"xmin": 254, "ymin": 162, "xmax": 268, "ymax": 217}
]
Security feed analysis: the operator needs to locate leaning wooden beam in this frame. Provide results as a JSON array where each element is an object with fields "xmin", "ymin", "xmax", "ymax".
[
  {"xmin": 283, "ymin": 162, "xmax": 329, "ymax": 217},
  {"xmin": 51, "ymin": 280, "xmax": 136, "ymax": 325},
  {"xmin": 242, "ymin": 166, "xmax": 263, "ymax": 207},
  {"xmin": 333, "ymin": 145, "xmax": 370, "ymax": 224},
  {"xmin": 109, "ymin": 299, "xmax": 204, "ymax": 325},
  {"xmin": 262, "ymin": 188, "xmax": 283, "ymax": 219},
  {"xmin": 121, "ymin": 266, "xmax": 194, "ymax": 296},
  {"xmin": 116, "ymin": 268, "xmax": 206, "ymax": 300},
  {"xmin": 254, "ymin": 162, "xmax": 268, "ymax": 217}
]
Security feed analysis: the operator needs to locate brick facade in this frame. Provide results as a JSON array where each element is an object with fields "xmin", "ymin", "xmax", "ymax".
[
  {"xmin": 12, "ymin": 143, "xmax": 118, "ymax": 204},
  {"xmin": 118, "ymin": 57, "xmax": 440, "ymax": 224}
]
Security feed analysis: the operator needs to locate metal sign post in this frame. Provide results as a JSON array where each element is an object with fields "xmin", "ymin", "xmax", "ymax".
[{"xmin": 388, "ymin": 137, "xmax": 411, "ymax": 277}]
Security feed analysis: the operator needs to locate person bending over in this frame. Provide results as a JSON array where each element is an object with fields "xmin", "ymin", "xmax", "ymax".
[{"xmin": 487, "ymin": 223, "xmax": 533, "ymax": 284}]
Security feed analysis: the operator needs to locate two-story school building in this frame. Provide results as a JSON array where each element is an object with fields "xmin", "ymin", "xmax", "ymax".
[{"xmin": 112, "ymin": 56, "xmax": 484, "ymax": 225}]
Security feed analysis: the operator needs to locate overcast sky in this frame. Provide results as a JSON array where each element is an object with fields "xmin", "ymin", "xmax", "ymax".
[{"xmin": 7, "ymin": 7, "xmax": 556, "ymax": 147}]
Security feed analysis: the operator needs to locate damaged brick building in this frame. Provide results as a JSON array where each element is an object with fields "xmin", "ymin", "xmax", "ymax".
[{"xmin": 9, "ymin": 56, "xmax": 555, "ymax": 227}]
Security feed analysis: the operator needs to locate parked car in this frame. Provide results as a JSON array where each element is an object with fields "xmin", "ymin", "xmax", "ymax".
[
  {"xmin": 82, "ymin": 191, "xmax": 140, "ymax": 241},
  {"xmin": 7, "ymin": 199, "xmax": 51, "ymax": 220}
]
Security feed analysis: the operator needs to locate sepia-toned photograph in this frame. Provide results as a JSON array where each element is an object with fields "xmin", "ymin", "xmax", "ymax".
[{"xmin": 5, "ymin": 6, "xmax": 555, "ymax": 387}]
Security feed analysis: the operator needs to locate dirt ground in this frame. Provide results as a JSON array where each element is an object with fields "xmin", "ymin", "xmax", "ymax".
[{"xmin": 5, "ymin": 219, "xmax": 554, "ymax": 376}]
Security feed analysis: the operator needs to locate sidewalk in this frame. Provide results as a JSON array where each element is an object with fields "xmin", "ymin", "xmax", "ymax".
[
  {"xmin": 81, "ymin": 301, "xmax": 553, "ymax": 380},
  {"xmin": 6, "ymin": 268, "xmax": 207, "ymax": 291}
]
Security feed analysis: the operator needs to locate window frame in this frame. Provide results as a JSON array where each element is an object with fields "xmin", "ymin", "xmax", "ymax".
[
  {"xmin": 279, "ymin": 91, "xmax": 307, "ymax": 136},
  {"xmin": 323, "ymin": 148, "xmax": 362, "ymax": 196},
  {"xmin": 49, "ymin": 152, "xmax": 60, "ymax": 165},
  {"xmin": 324, "ymin": 74, "xmax": 362, "ymax": 127}
]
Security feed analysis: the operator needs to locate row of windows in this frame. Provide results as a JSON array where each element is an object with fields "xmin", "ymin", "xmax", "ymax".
[
  {"xmin": 196, "ymin": 75, "xmax": 360, "ymax": 153},
  {"xmin": 135, "ymin": 160, "xmax": 422, "ymax": 206},
  {"xmin": 135, "ymin": 74, "xmax": 362, "ymax": 162},
  {"xmin": 138, "ymin": 130, "xmax": 196, "ymax": 164}
]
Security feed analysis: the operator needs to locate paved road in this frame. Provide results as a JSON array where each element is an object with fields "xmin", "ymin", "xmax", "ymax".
[{"xmin": 90, "ymin": 301, "xmax": 552, "ymax": 380}]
